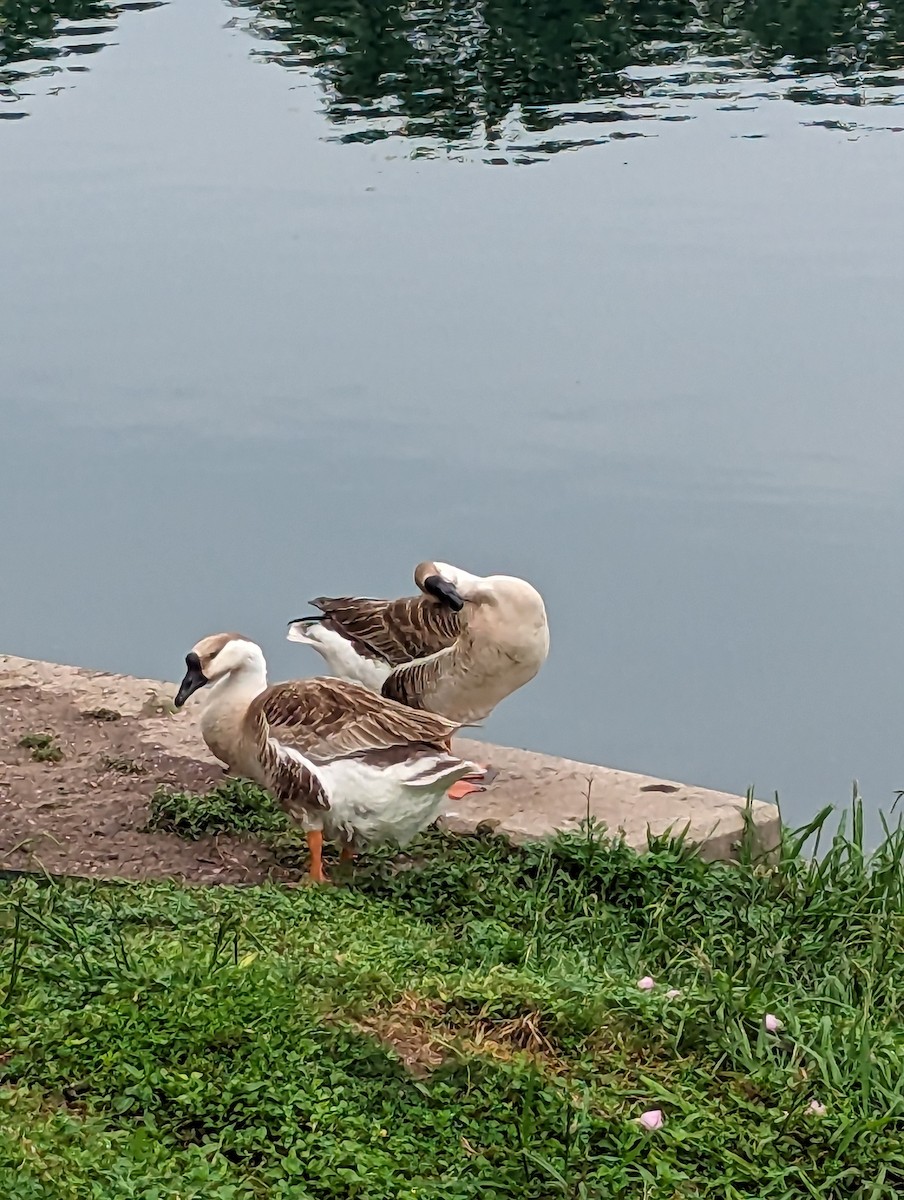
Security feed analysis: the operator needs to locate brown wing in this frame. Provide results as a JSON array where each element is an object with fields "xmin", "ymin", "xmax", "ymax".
[
  {"xmin": 266, "ymin": 752, "xmax": 331, "ymax": 818},
  {"xmin": 249, "ymin": 677, "xmax": 458, "ymax": 762},
  {"xmin": 380, "ymin": 648, "xmax": 456, "ymax": 712},
  {"xmin": 308, "ymin": 594, "xmax": 460, "ymax": 665}
]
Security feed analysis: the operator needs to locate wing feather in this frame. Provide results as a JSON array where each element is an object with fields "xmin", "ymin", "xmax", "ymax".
[
  {"xmin": 380, "ymin": 647, "xmax": 458, "ymax": 711},
  {"xmin": 306, "ymin": 595, "xmax": 460, "ymax": 665},
  {"xmin": 265, "ymin": 747, "xmax": 331, "ymax": 816}
]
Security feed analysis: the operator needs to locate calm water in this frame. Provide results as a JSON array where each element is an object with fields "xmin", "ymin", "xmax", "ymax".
[{"xmin": 2, "ymin": 0, "xmax": 904, "ymax": 828}]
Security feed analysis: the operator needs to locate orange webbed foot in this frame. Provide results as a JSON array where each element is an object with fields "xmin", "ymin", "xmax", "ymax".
[
  {"xmin": 447, "ymin": 779, "xmax": 485, "ymax": 801},
  {"xmin": 446, "ymin": 765, "xmax": 496, "ymax": 801}
]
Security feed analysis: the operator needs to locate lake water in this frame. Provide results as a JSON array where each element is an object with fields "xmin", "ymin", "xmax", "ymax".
[{"xmin": 2, "ymin": 0, "xmax": 904, "ymax": 830}]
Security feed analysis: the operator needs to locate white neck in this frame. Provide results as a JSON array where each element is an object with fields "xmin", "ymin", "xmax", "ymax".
[
  {"xmin": 197, "ymin": 657, "xmax": 269, "ymax": 774},
  {"xmin": 205, "ymin": 659, "xmax": 267, "ymax": 707}
]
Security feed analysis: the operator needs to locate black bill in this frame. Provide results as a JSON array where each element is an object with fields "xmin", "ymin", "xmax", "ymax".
[
  {"xmin": 174, "ymin": 652, "xmax": 208, "ymax": 708},
  {"xmin": 422, "ymin": 574, "xmax": 464, "ymax": 611}
]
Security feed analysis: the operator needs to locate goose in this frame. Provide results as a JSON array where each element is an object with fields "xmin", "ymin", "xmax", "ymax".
[
  {"xmin": 286, "ymin": 561, "xmax": 549, "ymax": 799},
  {"xmin": 173, "ymin": 632, "xmax": 478, "ymax": 883}
]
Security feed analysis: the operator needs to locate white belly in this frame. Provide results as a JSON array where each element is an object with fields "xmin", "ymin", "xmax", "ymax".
[{"xmin": 313, "ymin": 757, "xmax": 465, "ymax": 850}]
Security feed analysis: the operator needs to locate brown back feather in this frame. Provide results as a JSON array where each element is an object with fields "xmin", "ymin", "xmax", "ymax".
[{"xmin": 247, "ymin": 677, "xmax": 458, "ymax": 764}]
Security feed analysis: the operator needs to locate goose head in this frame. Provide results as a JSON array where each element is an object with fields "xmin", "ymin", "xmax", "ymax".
[
  {"xmin": 413, "ymin": 561, "xmax": 467, "ymax": 611},
  {"xmin": 174, "ymin": 632, "xmax": 265, "ymax": 707},
  {"xmin": 417, "ymin": 561, "xmax": 546, "ymax": 621}
]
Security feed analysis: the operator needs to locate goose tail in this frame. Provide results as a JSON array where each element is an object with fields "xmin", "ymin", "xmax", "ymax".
[
  {"xmin": 400, "ymin": 753, "xmax": 480, "ymax": 790},
  {"xmin": 286, "ymin": 616, "xmax": 323, "ymax": 645}
]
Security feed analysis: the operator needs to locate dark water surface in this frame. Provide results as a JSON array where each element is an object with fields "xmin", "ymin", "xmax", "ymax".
[{"xmin": 2, "ymin": 0, "xmax": 904, "ymax": 827}]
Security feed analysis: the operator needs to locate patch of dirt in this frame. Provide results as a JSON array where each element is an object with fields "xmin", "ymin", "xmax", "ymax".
[
  {"xmin": 0, "ymin": 685, "xmax": 301, "ymax": 886},
  {"xmin": 455, "ymin": 1010, "xmax": 563, "ymax": 1066},
  {"xmin": 349, "ymin": 994, "xmax": 567, "ymax": 1078},
  {"xmin": 351, "ymin": 994, "xmax": 448, "ymax": 1077}
]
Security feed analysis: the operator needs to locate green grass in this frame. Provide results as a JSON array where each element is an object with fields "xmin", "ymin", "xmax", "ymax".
[
  {"xmin": 81, "ymin": 708, "xmax": 122, "ymax": 723},
  {"xmin": 1, "ymin": 797, "xmax": 903, "ymax": 1198},
  {"xmin": 146, "ymin": 779, "xmax": 291, "ymax": 840},
  {"xmin": 99, "ymin": 755, "xmax": 146, "ymax": 777},
  {"xmin": 16, "ymin": 732, "xmax": 63, "ymax": 763}
]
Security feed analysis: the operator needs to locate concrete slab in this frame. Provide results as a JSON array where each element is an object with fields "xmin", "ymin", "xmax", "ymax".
[{"xmin": 0, "ymin": 653, "xmax": 780, "ymax": 864}]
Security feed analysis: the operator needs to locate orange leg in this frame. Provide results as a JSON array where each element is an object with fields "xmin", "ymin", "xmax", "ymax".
[
  {"xmin": 306, "ymin": 830, "xmax": 329, "ymax": 883},
  {"xmin": 447, "ymin": 764, "xmax": 492, "ymax": 802},
  {"xmin": 339, "ymin": 844, "xmax": 356, "ymax": 863}
]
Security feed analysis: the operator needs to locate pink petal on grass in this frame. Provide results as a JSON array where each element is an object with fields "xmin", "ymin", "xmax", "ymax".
[
  {"xmin": 665, "ymin": 988, "xmax": 682, "ymax": 999},
  {"xmin": 638, "ymin": 1109, "xmax": 664, "ymax": 1130},
  {"xmin": 807, "ymin": 1100, "xmax": 826, "ymax": 1117},
  {"xmin": 637, "ymin": 976, "xmax": 656, "ymax": 991},
  {"xmin": 764, "ymin": 1013, "xmax": 783, "ymax": 1033}
]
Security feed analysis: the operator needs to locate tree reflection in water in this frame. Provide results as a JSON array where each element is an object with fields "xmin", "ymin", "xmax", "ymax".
[
  {"xmin": 0, "ymin": 1, "xmax": 165, "ymax": 121},
  {"xmin": 234, "ymin": 0, "xmax": 904, "ymax": 159}
]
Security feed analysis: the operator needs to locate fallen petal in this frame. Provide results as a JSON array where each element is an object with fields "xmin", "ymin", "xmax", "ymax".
[
  {"xmin": 637, "ymin": 976, "xmax": 656, "ymax": 991},
  {"xmin": 665, "ymin": 988, "xmax": 682, "ymax": 999},
  {"xmin": 638, "ymin": 1109, "xmax": 664, "ymax": 1130},
  {"xmin": 807, "ymin": 1100, "xmax": 826, "ymax": 1116},
  {"xmin": 764, "ymin": 1013, "xmax": 783, "ymax": 1033}
]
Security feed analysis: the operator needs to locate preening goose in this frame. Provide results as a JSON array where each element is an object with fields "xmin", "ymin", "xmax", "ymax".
[
  {"xmin": 173, "ymin": 632, "xmax": 477, "ymax": 882},
  {"xmin": 286, "ymin": 561, "xmax": 550, "ymax": 798}
]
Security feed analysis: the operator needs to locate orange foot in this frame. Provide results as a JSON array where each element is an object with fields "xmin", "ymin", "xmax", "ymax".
[
  {"xmin": 306, "ymin": 830, "xmax": 329, "ymax": 884},
  {"xmin": 447, "ymin": 765, "xmax": 495, "ymax": 802}
]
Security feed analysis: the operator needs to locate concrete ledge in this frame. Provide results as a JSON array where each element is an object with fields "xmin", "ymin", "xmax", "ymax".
[{"xmin": 0, "ymin": 653, "xmax": 780, "ymax": 867}]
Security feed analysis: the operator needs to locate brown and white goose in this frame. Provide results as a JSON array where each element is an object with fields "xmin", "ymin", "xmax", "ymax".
[
  {"xmin": 173, "ymin": 632, "xmax": 477, "ymax": 882},
  {"xmin": 286, "ymin": 561, "xmax": 549, "ymax": 798}
]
